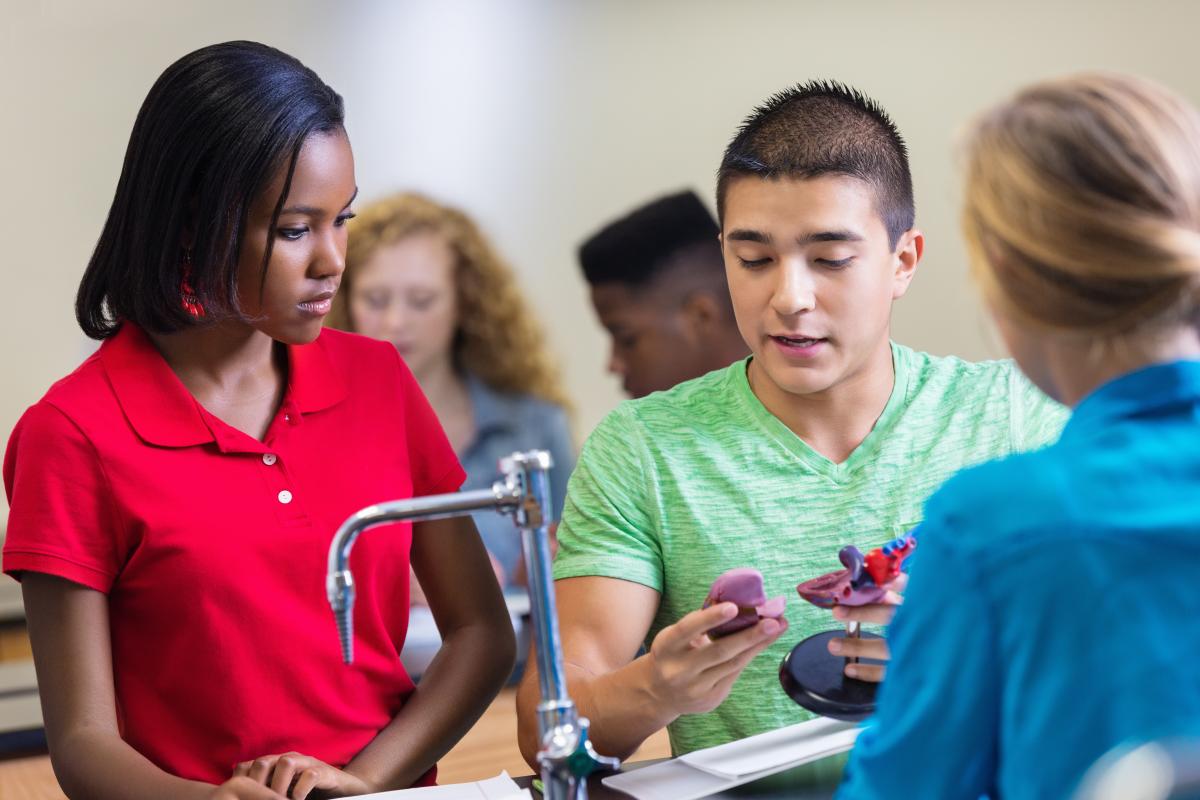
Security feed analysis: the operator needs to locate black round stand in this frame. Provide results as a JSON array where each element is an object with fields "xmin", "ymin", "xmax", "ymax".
[{"xmin": 779, "ymin": 626, "xmax": 885, "ymax": 721}]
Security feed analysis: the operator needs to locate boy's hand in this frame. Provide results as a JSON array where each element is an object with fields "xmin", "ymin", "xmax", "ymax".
[
  {"xmin": 827, "ymin": 573, "xmax": 907, "ymax": 682},
  {"xmin": 234, "ymin": 752, "xmax": 372, "ymax": 799},
  {"xmin": 644, "ymin": 601, "xmax": 789, "ymax": 716}
]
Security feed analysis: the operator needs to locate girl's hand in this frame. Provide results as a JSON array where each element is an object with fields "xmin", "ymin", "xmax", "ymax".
[
  {"xmin": 208, "ymin": 776, "xmax": 286, "ymax": 799},
  {"xmin": 234, "ymin": 752, "xmax": 373, "ymax": 799}
]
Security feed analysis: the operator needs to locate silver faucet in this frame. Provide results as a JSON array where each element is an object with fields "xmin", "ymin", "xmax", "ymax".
[{"xmin": 326, "ymin": 450, "xmax": 620, "ymax": 799}]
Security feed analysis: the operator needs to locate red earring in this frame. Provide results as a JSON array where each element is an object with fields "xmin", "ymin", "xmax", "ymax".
[{"xmin": 181, "ymin": 250, "xmax": 205, "ymax": 318}]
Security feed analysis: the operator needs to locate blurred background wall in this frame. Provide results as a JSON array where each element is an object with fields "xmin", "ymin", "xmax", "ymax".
[{"xmin": 2, "ymin": 0, "xmax": 1196, "ymax": 523}]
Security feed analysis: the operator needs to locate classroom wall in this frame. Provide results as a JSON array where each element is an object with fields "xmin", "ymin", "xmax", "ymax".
[{"xmin": 3, "ymin": 0, "xmax": 1197, "ymax": 523}]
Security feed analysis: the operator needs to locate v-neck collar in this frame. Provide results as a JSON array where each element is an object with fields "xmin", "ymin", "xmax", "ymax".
[{"xmin": 731, "ymin": 342, "xmax": 910, "ymax": 484}]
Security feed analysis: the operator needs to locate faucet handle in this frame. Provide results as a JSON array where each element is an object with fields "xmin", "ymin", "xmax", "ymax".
[
  {"xmin": 499, "ymin": 450, "xmax": 554, "ymax": 475},
  {"xmin": 498, "ymin": 450, "xmax": 556, "ymax": 530},
  {"xmin": 538, "ymin": 716, "xmax": 621, "ymax": 789}
]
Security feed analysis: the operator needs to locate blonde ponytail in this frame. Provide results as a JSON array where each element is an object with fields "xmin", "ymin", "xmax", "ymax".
[{"xmin": 962, "ymin": 72, "xmax": 1200, "ymax": 338}]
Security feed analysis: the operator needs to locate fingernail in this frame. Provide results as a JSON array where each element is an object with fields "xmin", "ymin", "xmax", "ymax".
[
  {"xmin": 832, "ymin": 606, "xmax": 847, "ymax": 620},
  {"xmin": 828, "ymin": 639, "xmax": 842, "ymax": 654},
  {"xmin": 845, "ymin": 664, "xmax": 858, "ymax": 678},
  {"xmin": 722, "ymin": 602, "xmax": 738, "ymax": 617},
  {"xmin": 761, "ymin": 619, "xmax": 779, "ymax": 636}
]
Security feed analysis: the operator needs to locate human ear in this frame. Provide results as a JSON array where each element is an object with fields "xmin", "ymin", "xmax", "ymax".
[
  {"xmin": 179, "ymin": 196, "xmax": 200, "ymax": 251},
  {"xmin": 892, "ymin": 229, "xmax": 923, "ymax": 300},
  {"xmin": 681, "ymin": 291, "xmax": 722, "ymax": 341}
]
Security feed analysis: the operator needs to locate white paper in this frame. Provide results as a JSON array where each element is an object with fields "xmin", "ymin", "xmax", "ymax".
[
  {"xmin": 680, "ymin": 716, "xmax": 859, "ymax": 778},
  {"xmin": 477, "ymin": 773, "xmax": 528, "ymax": 800},
  {"xmin": 604, "ymin": 759, "xmax": 754, "ymax": 800},
  {"xmin": 603, "ymin": 718, "xmax": 860, "ymax": 800},
  {"xmin": 348, "ymin": 771, "xmax": 523, "ymax": 800}
]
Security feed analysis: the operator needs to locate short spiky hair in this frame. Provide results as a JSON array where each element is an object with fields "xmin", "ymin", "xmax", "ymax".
[
  {"xmin": 578, "ymin": 190, "xmax": 721, "ymax": 286},
  {"xmin": 717, "ymin": 80, "xmax": 914, "ymax": 248}
]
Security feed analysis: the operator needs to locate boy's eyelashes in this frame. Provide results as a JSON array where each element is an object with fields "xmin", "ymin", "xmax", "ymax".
[
  {"xmin": 605, "ymin": 325, "xmax": 640, "ymax": 350},
  {"xmin": 738, "ymin": 256, "xmax": 772, "ymax": 269},
  {"xmin": 818, "ymin": 257, "xmax": 854, "ymax": 269},
  {"xmin": 616, "ymin": 333, "xmax": 640, "ymax": 349},
  {"xmin": 735, "ymin": 255, "xmax": 856, "ymax": 270}
]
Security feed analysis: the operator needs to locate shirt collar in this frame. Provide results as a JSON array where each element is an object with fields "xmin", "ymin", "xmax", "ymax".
[
  {"xmin": 100, "ymin": 324, "xmax": 347, "ymax": 448},
  {"xmin": 287, "ymin": 329, "xmax": 348, "ymax": 414},
  {"xmin": 464, "ymin": 373, "xmax": 514, "ymax": 439},
  {"xmin": 1063, "ymin": 359, "xmax": 1200, "ymax": 439}
]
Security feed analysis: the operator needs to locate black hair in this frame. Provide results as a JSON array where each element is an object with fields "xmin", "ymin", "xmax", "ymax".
[
  {"xmin": 76, "ymin": 40, "xmax": 345, "ymax": 339},
  {"xmin": 716, "ymin": 80, "xmax": 914, "ymax": 248},
  {"xmin": 578, "ymin": 190, "xmax": 722, "ymax": 286}
]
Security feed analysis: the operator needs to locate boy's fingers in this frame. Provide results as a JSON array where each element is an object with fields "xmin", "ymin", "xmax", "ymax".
[
  {"xmin": 696, "ymin": 617, "xmax": 788, "ymax": 676},
  {"xmin": 661, "ymin": 604, "xmax": 739, "ymax": 649},
  {"xmin": 845, "ymin": 661, "xmax": 886, "ymax": 682},
  {"xmin": 828, "ymin": 635, "xmax": 889, "ymax": 660},
  {"xmin": 833, "ymin": 602, "xmax": 899, "ymax": 625},
  {"xmin": 706, "ymin": 666, "xmax": 744, "ymax": 704}
]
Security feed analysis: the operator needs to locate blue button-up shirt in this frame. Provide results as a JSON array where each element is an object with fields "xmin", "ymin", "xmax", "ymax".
[
  {"xmin": 460, "ymin": 375, "xmax": 575, "ymax": 583},
  {"xmin": 839, "ymin": 360, "xmax": 1200, "ymax": 800}
]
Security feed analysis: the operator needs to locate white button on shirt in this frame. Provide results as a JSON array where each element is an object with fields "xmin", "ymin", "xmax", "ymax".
[
  {"xmin": 262, "ymin": 454, "xmax": 277, "ymax": 466},
  {"xmin": 277, "ymin": 490, "xmax": 293, "ymax": 505}
]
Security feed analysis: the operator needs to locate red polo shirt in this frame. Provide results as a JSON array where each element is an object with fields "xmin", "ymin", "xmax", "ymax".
[{"xmin": 3, "ymin": 324, "xmax": 464, "ymax": 785}]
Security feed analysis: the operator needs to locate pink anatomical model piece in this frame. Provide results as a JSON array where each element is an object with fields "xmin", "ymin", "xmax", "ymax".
[
  {"xmin": 703, "ymin": 567, "xmax": 787, "ymax": 638},
  {"xmin": 780, "ymin": 532, "xmax": 918, "ymax": 721},
  {"xmin": 796, "ymin": 534, "xmax": 917, "ymax": 609}
]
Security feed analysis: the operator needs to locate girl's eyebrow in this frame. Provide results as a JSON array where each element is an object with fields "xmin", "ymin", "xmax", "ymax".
[{"xmin": 281, "ymin": 187, "xmax": 359, "ymax": 216}]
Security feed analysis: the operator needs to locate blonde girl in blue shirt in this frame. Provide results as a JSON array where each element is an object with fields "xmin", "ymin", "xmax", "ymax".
[{"xmin": 840, "ymin": 73, "xmax": 1200, "ymax": 799}]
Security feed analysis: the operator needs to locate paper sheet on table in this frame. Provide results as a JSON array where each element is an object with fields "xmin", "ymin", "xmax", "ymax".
[
  {"xmin": 602, "ymin": 717, "xmax": 860, "ymax": 800},
  {"xmin": 681, "ymin": 716, "xmax": 860, "ymax": 778},
  {"xmin": 349, "ymin": 771, "xmax": 524, "ymax": 799}
]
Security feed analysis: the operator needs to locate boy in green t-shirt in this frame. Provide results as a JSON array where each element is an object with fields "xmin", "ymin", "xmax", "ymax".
[{"xmin": 516, "ymin": 81, "xmax": 1067, "ymax": 763}]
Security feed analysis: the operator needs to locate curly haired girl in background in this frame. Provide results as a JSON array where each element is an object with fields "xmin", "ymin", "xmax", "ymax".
[{"xmin": 328, "ymin": 193, "xmax": 574, "ymax": 600}]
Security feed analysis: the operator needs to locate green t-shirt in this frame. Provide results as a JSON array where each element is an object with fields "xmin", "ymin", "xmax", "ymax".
[{"xmin": 553, "ymin": 343, "xmax": 1068, "ymax": 756}]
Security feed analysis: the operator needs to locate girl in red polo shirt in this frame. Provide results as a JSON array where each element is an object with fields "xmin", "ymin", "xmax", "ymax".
[{"xmin": 2, "ymin": 42, "xmax": 516, "ymax": 800}]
